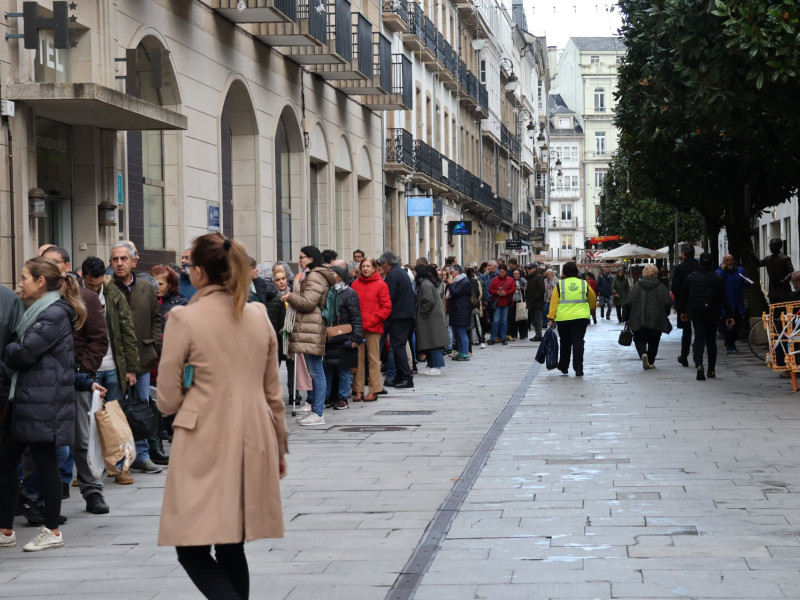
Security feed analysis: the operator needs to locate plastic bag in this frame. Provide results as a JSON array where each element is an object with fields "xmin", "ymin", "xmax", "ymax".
[{"xmin": 86, "ymin": 390, "xmax": 105, "ymax": 480}]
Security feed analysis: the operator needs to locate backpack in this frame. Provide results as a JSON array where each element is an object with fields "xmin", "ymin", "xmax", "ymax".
[
  {"xmin": 321, "ymin": 287, "xmax": 339, "ymax": 326},
  {"xmin": 688, "ymin": 272, "xmax": 714, "ymax": 316}
]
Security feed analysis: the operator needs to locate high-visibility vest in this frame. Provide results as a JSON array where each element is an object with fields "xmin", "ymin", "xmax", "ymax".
[{"xmin": 555, "ymin": 277, "xmax": 590, "ymax": 321}]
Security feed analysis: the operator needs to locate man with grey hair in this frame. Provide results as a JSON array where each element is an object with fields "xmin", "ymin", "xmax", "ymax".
[
  {"xmin": 110, "ymin": 241, "xmax": 164, "ymax": 473},
  {"xmin": 179, "ymin": 244, "xmax": 196, "ymax": 300},
  {"xmin": 377, "ymin": 252, "xmax": 416, "ymax": 389}
]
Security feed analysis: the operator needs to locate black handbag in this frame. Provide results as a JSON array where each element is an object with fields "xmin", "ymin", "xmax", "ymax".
[
  {"xmin": 618, "ymin": 323, "xmax": 633, "ymax": 346},
  {"xmin": 119, "ymin": 393, "xmax": 155, "ymax": 441}
]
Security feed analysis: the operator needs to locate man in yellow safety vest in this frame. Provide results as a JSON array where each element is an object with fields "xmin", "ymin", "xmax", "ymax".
[{"xmin": 547, "ymin": 262, "xmax": 596, "ymax": 376}]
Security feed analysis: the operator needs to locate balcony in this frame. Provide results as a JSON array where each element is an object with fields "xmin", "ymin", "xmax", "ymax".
[
  {"xmin": 481, "ymin": 110, "xmax": 501, "ymax": 146},
  {"xmin": 550, "ymin": 217, "xmax": 580, "ymax": 230},
  {"xmin": 339, "ymin": 32, "xmax": 390, "ymax": 94},
  {"xmin": 311, "ymin": 13, "xmax": 372, "ymax": 79},
  {"xmin": 285, "ymin": 0, "xmax": 352, "ymax": 64},
  {"xmin": 211, "ymin": 0, "xmax": 296, "ymax": 23},
  {"xmin": 385, "ymin": 128, "xmax": 414, "ymax": 175},
  {"xmin": 499, "ymin": 124, "xmax": 520, "ymax": 159},
  {"xmin": 253, "ymin": 0, "xmax": 326, "ymax": 47},
  {"xmin": 517, "ymin": 211, "xmax": 531, "ymax": 230},
  {"xmin": 381, "ymin": 0, "xmax": 408, "ymax": 33},
  {"xmin": 402, "ymin": 3, "xmax": 436, "ymax": 63},
  {"xmin": 360, "ymin": 53, "xmax": 412, "ymax": 110}
]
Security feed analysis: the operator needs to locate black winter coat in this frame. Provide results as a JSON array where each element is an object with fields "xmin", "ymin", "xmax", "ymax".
[
  {"xmin": 324, "ymin": 286, "xmax": 363, "ymax": 369},
  {"xmin": 525, "ymin": 271, "xmax": 545, "ymax": 309},
  {"xmin": 448, "ymin": 277, "xmax": 473, "ymax": 328},
  {"xmin": 671, "ymin": 257, "xmax": 699, "ymax": 329},
  {"xmin": 3, "ymin": 299, "xmax": 77, "ymax": 446},
  {"xmin": 384, "ymin": 265, "xmax": 416, "ymax": 322},
  {"xmin": 249, "ymin": 277, "xmax": 279, "ymax": 306}
]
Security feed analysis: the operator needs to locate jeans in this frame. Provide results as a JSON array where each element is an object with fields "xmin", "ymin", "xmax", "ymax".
[
  {"xmin": 454, "ymin": 327, "xmax": 469, "ymax": 355},
  {"xmin": 542, "ymin": 302, "xmax": 550, "ymax": 328},
  {"xmin": 556, "ymin": 319, "xmax": 589, "ymax": 374},
  {"xmin": 426, "ymin": 348, "xmax": 445, "ymax": 368},
  {"xmin": 491, "ymin": 305, "xmax": 509, "ymax": 340},
  {"xmin": 133, "ymin": 372, "xmax": 152, "ymax": 462},
  {"xmin": 324, "ymin": 363, "xmax": 353, "ymax": 400},
  {"xmin": 304, "ymin": 354, "xmax": 326, "ymax": 416},
  {"xmin": 95, "ymin": 368, "xmax": 123, "ymax": 403},
  {"xmin": 176, "ymin": 543, "xmax": 249, "ymax": 600},
  {"xmin": 598, "ymin": 295, "xmax": 612, "ymax": 317}
]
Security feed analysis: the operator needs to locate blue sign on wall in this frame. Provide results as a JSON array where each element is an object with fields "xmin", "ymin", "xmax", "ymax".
[
  {"xmin": 208, "ymin": 205, "xmax": 220, "ymax": 232},
  {"xmin": 117, "ymin": 174, "xmax": 124, "ymax": 205},
  {"xmin": 407, "ymin": 196, "xmax": 434, "ymax": 217}
]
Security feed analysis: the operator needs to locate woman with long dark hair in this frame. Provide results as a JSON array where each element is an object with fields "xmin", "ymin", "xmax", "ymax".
[
  {"xmin": 281, "ymin": 246, "xmax": 336, "ymax": 425},
  {"xmin": 156, "ymin": 233, "xmax": 288, "ymax": 598},
  {"xmin": 0, "ymin": 257, "xmax": 87, "ymax": 552}
]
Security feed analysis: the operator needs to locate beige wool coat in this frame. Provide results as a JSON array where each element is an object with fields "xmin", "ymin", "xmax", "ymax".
[
  {"xmin": 156, "ymin": 285, "xmax": 288, "ymax": 547},
  {"xmin": 285, "ymin": 266, "xmax": 337, "ymax": 356}
]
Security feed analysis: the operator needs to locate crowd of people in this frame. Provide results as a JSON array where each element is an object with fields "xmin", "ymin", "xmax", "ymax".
[{"xmin": 1, "ymin": 234, "xmax": 797, "ymax": 597}]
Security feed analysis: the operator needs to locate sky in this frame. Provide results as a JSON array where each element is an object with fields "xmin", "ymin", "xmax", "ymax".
[{"xmin": 522, "ymin": 0, "xmax": 624, "ymax": 50}]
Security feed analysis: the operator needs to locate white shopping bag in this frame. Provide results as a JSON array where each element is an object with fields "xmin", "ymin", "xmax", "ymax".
[{"xmin": 86, "ymin": 390, "xmax": 106, "ymax": 480}]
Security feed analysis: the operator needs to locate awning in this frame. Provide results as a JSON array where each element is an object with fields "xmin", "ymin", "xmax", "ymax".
[
  {"xmin": 588, "ymin": 235, "xmax": 624, "ymax": 245},
  {"xmin": 5, "ymin": 82, "xmax": 187, "ymax": 131}
]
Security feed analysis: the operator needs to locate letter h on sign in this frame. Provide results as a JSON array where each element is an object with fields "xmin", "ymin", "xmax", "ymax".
[
  {"xmin": 11, "ymin": 2, "xmax": 69, "ymax": 49},
  {"xmin": 115, "ymin": 48, "xmax": 162, "ymax": 89}
]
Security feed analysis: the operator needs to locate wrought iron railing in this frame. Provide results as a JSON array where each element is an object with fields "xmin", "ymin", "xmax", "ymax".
[
  {"xmin": 374, "ymin": 33, "xmax": 392, "ymax": 92},
  {"xmin": 381, "ymin": 0, "xmax": 407, "ymax": 22},
  {"xmin": 386, "ymin": 128, "xmax": 414, "ymax": 166},
  {"xmin": 392, "ymin": 53, "xmax": 412, "ymax": 107},
  {"xmin": 518, "ymin": 211, "xmax": 531, "ymax": 229},
  {"xmin": 354, "ymin": 14, "xmax": 372, "ymax": 77}
]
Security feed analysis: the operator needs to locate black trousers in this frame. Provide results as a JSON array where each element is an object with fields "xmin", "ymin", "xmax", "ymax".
[
  {"xmin": 679, "ymin": 321, "xmax": 693, "ymax": 359},
  {"xmin": 633, "ymin": 328, "xmax": 662, "ymax": 363},
  {"xmin": 0, "ymin": 404, "xmax": 61, "ymax": 530},
  {"xmin": 691, "ymin": 318, "xmax": 718, "ymax": 371},
  {"xmin": 556, "ymin": 319, "xmax": 589, "ymax": 374},
  {"xmin": 176, "ymin": 542, "xmax": 249, "ymax": 600},
  {"xmin": 386, "ymin": 318, "xmax": 414, "ymax": 382},
  {"xmin": 723, "ymin": 312, "xmax": 744, "ymax": 348}
]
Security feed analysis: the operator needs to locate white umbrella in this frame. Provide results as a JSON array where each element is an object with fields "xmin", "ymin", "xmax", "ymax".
[
  {"xmin": 598, "ymin": 243, "xmax": 668, "ymax": 260},
  {"xmin": 656, "ymin": 244, "xmax": 704, "ymax": 257}
]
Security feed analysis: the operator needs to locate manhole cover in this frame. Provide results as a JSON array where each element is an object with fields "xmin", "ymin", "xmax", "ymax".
[
  {"xmin": 332, "ymin": 425, "xmax": 414, "ymax": 433},
  {"xmin": 375, "ymin": 410, "xmax": 434, "ymax": 415}
]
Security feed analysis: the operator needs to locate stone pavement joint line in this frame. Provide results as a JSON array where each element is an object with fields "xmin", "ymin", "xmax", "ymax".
[{"xmin": 385, "ymin": 360, "xmax": 542, "ymax": 600}]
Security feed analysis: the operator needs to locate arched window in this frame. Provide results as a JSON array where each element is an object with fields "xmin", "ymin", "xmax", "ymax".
[
  {"xmin": 275, "ymin": 119, "xmax": 292, "ymax": 261},
  {"xmin": 594, "ymin": 87, "xmax": 605, "ymax": 112}
]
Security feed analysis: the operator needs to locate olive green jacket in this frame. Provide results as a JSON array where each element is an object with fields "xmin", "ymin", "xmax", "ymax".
[{"xmin": 102, "ymin": 276, "xmax": 140, "ymax": 393}]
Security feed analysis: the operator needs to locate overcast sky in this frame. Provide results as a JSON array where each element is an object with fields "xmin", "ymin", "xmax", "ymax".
[{"xmin": 523, "ymin": 0, "xmax": 624, "ymax": 50}]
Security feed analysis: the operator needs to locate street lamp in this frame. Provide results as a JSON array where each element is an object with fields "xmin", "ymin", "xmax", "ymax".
[
  {"xmin": 549, "ymin": 149, "xmax": 563, "ymax": 185},
  {"xmin": 499, "ymin": 58, "xmax": 519, "ymax": 92},
  {"xmin": 517, "ymin": 108, "xmax": 536, "ymax": 139}
]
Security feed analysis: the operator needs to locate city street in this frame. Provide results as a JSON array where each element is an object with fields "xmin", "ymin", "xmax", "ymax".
[{"xmin": 2, "ymin": 317, "xmax": 799, "ymax": 599}]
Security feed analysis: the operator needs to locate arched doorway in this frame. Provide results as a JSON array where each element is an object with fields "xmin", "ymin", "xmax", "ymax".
[
  {"xmin": 220, "ymin": 80, "xmax": 258, "ymax": 256},
  {"xmin": 274, "ymin": 107, "xmax": 303, "ymax": 262},
  {"xmin": 333, "ymin": 136, "xmax": 353, "ymax": 254}
]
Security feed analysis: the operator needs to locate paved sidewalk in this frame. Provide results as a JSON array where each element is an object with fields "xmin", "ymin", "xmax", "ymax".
[{"xmin": 1, "ymin": 318, "xmax": 799, "ymax": 599}]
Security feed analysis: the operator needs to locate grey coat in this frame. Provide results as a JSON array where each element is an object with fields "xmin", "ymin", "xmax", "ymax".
[
  {"xmin": 415, "ymin": 279, "xmax": 450, "ymax": 351},
  {"xmin": 624, "ymin": 277, "xmax": 673, "ymax": 334}
]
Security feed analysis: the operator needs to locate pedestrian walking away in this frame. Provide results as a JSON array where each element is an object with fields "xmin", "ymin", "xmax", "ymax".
[
  {"xmin": 597, "ymin": 267, "xmax": 614, "ymax": 320},
  {"xmin": 156, "ymin": 233, "xmax": 288, "ymax": 599},
  {"xmin": 677, "ymin": 252, "xmax": 734, "ymax": 381},
  {"xmin": 623, "ymin": 264, "xmax": 673, "ymax": 370},
  {"xmin": 671, "ymin": 243, "xmax": 699, "ymax": 367},
  {"xmin": 547, "ymin": 262, "xmax": 596, "ymax": 376},
  {"xmin": 612, "ymin": 268, "xmax": 630, "ymax": 322}
]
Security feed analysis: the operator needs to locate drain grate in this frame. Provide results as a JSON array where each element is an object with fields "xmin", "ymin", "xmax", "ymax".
[
  {"xmin": 375, "ymin": 410, "xmax": 434, "ymax": 416},
  {"xmin": 330, "ymin": 425, "xmax": 416, "ymax": 433}
]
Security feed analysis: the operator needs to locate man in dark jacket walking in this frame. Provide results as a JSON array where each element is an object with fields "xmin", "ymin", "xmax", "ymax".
[
  {"xmin": 110, "ymin": 242, "xmax": 163, "ymax": 474},
  {"xmin": 678, "ymin": 253, "xmax": 734, "ymax": 381},
  {"xmin": 525, "ymin": 264, "xmax": 545, "ymax": 341},
  {"xmin": 596, "ymin": 267, "xmax": 614, "ymax": 320},
  {"xmin": 378, "ymin": 252, "xmax": 416, "ymax": 389},
  {"xmin": 671, "ymin": 243, "xmax": 699, "ymax": 367}
]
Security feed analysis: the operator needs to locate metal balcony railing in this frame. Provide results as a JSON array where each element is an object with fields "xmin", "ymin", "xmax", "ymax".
[
  {"xmin": 386, "ymin": 128, "xmax": 414, "ymax": 166},
  {"xmin": 518, "ymin": 211, "xmax": 531, "ymax": 229},
  {"xmin": 353, "ymin": 13, "xmax": 372, "ymax": 78},
  {"xmin": 392, "ymin": 53, "xmax": 412, "ymax": 107},
  {"xmin": 382, "ymin": 0, "xmax": 407, "ymax": 22},
  {"xmin": 330, "ymin": 0, "xmax": 352, "ymax": 61},
  {"xmin": 375, "ymin": 33, "xmax": 392, "ymax": 91},
  {"xmin": 299, "ymin": 0, "xmax": 328, "ymax": 43}
]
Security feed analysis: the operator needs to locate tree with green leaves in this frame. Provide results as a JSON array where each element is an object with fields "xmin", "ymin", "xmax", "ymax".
[
  {"xmin": 613, "ymin": 0, "xmax": 800, "ymax": 314},
  {"xmin": 598, "ymin": 156, "xmax": 705, "ymax": 260}
]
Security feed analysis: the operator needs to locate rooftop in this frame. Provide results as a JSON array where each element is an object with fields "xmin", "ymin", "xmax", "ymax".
[{"xmin": 571, "ymin": 37, "xmax": 627, "ymax": 52}]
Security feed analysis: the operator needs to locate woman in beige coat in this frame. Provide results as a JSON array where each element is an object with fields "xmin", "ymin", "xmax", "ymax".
[
  {"xmin": 156, "ymin": 233, "xmax": 288, "ymax": 600},
  {"xmin": 281, "ymin": 245, "xmax": 336, "ymax": 426}
]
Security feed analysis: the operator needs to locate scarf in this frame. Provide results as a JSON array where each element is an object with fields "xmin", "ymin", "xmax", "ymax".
[{"xmin": 8, "ymin": 290, "xmax": 61, "ymax": 400}]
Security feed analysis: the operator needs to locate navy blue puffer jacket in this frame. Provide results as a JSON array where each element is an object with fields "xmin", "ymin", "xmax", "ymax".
[
  {"xmin": 448, "ymin": 277, "xmax": 473, "ymax": 329},
  {"xmin": 3, "ymin": 299, "xmax": 77, "ymax": 446}
]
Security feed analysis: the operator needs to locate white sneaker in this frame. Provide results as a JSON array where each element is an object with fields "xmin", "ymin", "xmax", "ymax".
[
  {"xmin": 420, "ymin": 367, "xmax": 442, "ymax": 376},
  {"xmin": 295, "ymin": 402, "xmax": 312, "ymax": 414},
  {"xmin": 641, "ymin": 354, "xmax": 650, "ymax": 370},
  {"xmin": 0, "ymin": 531, "xmax": 16, "ymax": 548},
  {"xmin": 298, "ymin": 413, "xmax": 326, "ymax": 426},
  {"xmin": 480, "ymin": 343, "xmax": 486, "ymax": 349},
  {"xmin": 22, "ymin": 527, "xmax": 63, "ymax": 552}
]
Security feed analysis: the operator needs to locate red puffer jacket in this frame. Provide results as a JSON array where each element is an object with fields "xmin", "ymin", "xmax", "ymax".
[{"xmin": 351, "ymin": 272, "xmax": 392, "ymax": 334}]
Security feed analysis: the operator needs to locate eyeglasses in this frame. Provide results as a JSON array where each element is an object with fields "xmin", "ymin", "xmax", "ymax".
[{"xmin": 299, "ymin": 254, "xmax": 308, "ymax": 260}]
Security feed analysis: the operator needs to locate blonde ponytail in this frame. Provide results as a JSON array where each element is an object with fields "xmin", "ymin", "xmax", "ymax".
[{"xmin": 59, "ymin": 272, "xmax": 87, "ymax": 330}]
